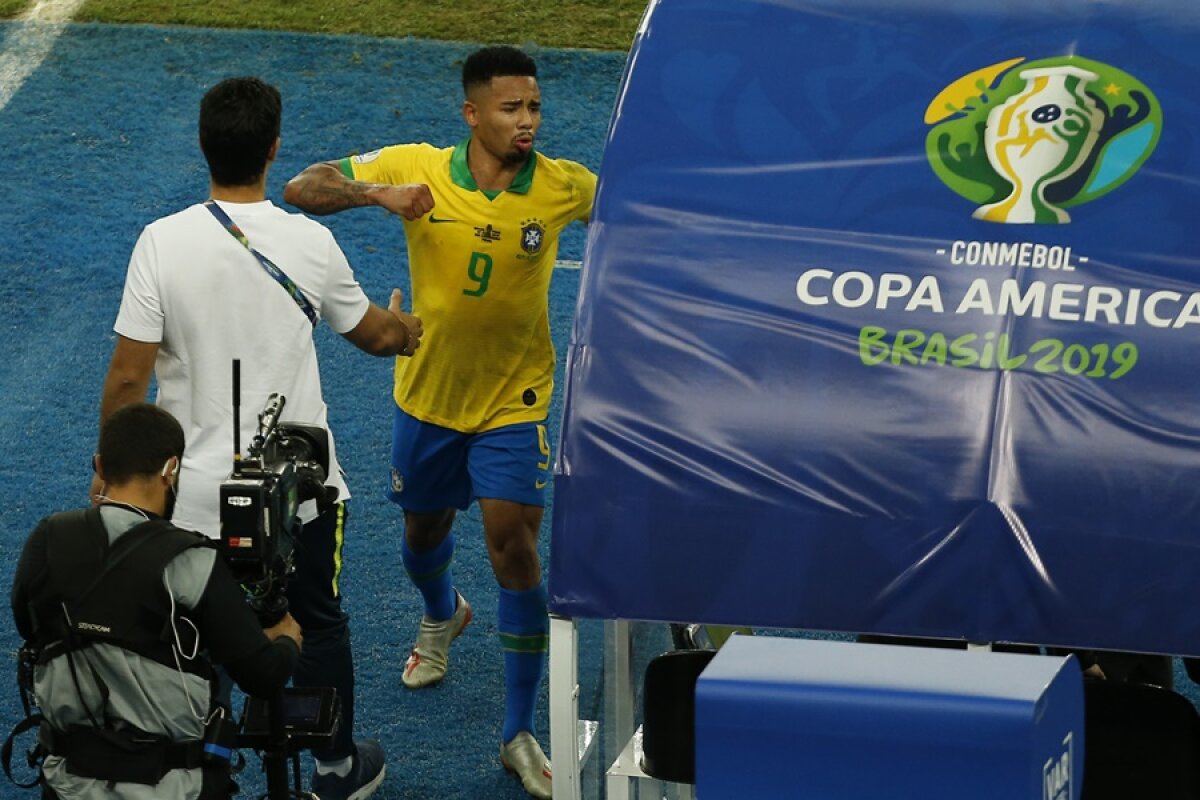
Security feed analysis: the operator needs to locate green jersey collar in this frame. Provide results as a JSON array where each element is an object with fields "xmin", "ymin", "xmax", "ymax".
[{"xmin": 450, "ymin": 137, "xmax": 536, "ymax": 199}]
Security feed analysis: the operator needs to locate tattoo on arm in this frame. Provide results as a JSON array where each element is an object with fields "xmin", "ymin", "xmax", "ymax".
[{"xmin": 285, "ymin": 164, "xmax": 378, "ymax": 215}]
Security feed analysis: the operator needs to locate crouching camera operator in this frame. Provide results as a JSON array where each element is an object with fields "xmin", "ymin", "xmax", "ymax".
[{"xmin": 9, "ymin": 404, "xmax": 303, "ymax": 799}]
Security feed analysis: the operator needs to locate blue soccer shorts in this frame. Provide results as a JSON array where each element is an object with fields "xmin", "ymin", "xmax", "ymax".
[{"xmin": 387, "ymin": 405, "xmax": 551, "ymax": 512}]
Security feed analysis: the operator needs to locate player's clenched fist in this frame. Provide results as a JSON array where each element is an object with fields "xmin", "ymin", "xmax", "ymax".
[{"xmin": 378, "ymin": 183, "xmax": 435, "ymax": 221}]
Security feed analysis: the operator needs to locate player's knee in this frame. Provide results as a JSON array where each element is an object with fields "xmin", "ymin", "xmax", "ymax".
[
  {"xmin": 404, "ymin": 509, "xmax": 455, "ymax": 550},
  {"xmin": 488, "ymin": 533, "xmax": 541, "ymax": 583}
]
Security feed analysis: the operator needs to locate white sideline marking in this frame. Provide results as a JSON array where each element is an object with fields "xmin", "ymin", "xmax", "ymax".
[{"xmin": 0, "ymin": 0, "xmax": 85, "ymax": 113}]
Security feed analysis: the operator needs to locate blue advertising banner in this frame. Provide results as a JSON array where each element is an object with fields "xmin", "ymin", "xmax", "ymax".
[{"xmin": 549, "ymin": 0, "xmax": 1200, "ymax": 656}]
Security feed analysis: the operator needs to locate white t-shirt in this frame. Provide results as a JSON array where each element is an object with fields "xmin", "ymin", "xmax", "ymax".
[{"xmin": 114, "ymin": 200, "xmax": 370, "ymax": 538}]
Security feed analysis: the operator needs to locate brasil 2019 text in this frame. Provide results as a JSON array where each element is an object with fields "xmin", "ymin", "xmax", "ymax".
[{"xmin": 858, "ymin": 326, "xmax": 1138, "ymax": 380}]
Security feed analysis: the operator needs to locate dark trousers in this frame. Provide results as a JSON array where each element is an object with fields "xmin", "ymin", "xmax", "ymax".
[{"xmin": 288, "ymin": 502, "xmax": 356, "ymax": 761}]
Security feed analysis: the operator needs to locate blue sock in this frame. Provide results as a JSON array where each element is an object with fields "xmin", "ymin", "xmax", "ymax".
[
  {"xmin": 498, "ymin": 583, "xmax": 550, "ymax": 744},
  {"xmin": 401, "ymin": 534, "xmax": 457, "ymax": 621}
]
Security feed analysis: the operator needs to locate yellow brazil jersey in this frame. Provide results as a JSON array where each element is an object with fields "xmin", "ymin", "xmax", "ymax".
[{"xmin": 342, "ymin": 138, "xmax": 596, "ymax": 433}]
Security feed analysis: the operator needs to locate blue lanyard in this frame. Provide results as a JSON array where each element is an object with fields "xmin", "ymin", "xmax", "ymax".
[{"xmin": 204, "ymin": 201, "xmax": 317, "ymax": 327}]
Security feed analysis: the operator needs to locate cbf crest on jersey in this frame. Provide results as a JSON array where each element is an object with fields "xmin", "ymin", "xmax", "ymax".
[
  {"xmin": 926, "ymin": 56, "xmax": 1161, "ymax": 224},
  {"xmin": 520, "ymin": 218, "xmax": 546, "ymax": 255}
]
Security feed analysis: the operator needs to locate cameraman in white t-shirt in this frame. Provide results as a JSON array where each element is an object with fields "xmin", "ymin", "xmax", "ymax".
[{"xmin": 93, "ymin": 76, "xmax": 419, "ymax": 800}]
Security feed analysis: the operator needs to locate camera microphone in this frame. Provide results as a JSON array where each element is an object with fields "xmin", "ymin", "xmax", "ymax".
[
  {"xmin": 252, "ymin": 394, "xmax": 286, "ymax": 454},
  {"xmin": 259, "ymin": 393, "xmax": 284, "ymax": 427}
]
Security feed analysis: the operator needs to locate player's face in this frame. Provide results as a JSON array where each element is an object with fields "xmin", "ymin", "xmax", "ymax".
[{"xmin": 464, "ymin": 75, "xmax": 542, "ymax": 166}]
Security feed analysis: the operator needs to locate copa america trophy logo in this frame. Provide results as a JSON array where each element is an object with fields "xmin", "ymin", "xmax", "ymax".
[{"xmin": 926, "ymin": 56, "xmax": 1162, "ymax": 224}]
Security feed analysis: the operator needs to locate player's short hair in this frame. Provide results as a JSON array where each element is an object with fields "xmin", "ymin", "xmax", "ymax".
[
  {"xmin": 199, "ymin": 76, "xmax": 282, "ymax": 187},
  {"xmin": 462, "ymin": 46, "xmax": 538, "ymax": 95},
  {"xmin": 98, "ymin": 404, "xmax": 185, "ymax": 485}
]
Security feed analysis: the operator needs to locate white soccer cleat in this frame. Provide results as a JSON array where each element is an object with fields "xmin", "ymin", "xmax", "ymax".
[
  {"xmin": 401, "ymin": 590, "xmax": 471, "ymax": 689},
  {"xmin": 500, "ymin": 731, "xmax": 552, "ymax": 799}
]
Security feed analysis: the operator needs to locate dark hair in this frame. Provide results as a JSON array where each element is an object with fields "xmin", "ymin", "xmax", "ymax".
[
  {"xmin": 199, "ymin": 76, "xmax": 282, "ymax": 187},
  {"xmin": 462, "ymin": 46, "xmax": 538, "ymax": 95},
  {"xmin": 98, "ymin": 404, "xmax": 185, "ymax": 485}
]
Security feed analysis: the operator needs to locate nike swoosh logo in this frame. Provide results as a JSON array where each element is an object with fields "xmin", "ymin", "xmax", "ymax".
[
  {"xmin": 428, "ymin": 215, "xmax": 458, "ymax": 224},
  {"xmin": 535, "ymin": 480, "xmax": 547, "ymax": 489}
]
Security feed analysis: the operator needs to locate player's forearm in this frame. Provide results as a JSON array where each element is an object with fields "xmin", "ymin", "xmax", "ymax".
[
  {"xmin": 342, "ymin": 303, "xmax": 419, "ymax": 357},
  {"xmin": 283, "ymin": 162, "xmax": 387, "ymax": 216}
]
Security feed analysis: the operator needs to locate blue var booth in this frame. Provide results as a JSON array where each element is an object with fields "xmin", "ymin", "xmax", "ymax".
[
  {"xmin": 696, "ymin": 637, "xmax": 1082, "ymax": 799},
  {"xmin": 551, "ymin": 0, "xmax": 1200, "ymax": 653}
]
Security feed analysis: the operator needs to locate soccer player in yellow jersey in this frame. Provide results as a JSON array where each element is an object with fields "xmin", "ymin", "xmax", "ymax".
[{"xmin": 283, "ymin": 46, "xmax": 596, "ymax": 799}]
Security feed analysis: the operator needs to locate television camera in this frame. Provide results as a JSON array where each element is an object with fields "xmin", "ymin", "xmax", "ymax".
[
  {"xmin": 218, "ymin": 362, "xmax": 341, "ymax": 799},
  {"xmin": 219, "ymin": 388, "xmax": 335, "ymax": 626}
]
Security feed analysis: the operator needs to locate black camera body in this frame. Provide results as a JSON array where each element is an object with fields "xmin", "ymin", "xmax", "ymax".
[
  {"xmin": 218, "ymin": 392, "xmax": 333, "ymax": 626},
  {"xmin": 219, "ymin": 457, "xmax": 298, "ymax": 581}
]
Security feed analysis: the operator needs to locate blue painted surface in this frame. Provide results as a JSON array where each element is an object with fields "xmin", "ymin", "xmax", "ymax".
[
  {"xmin": 696, "ymin": 636, "xmax": 1083, "ymax": 799},
  {"xmin": 550, "ymin": 0, "xmax": 1200, "ymax": 658}
]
